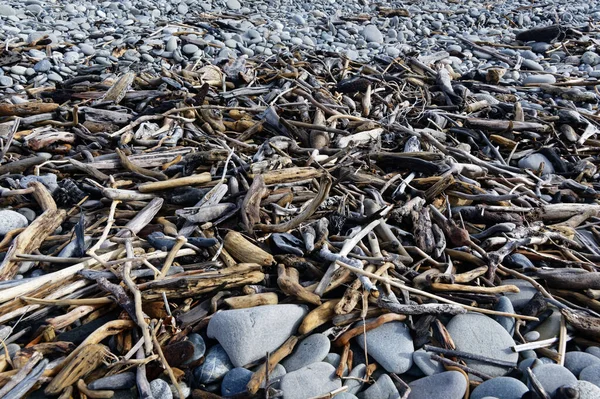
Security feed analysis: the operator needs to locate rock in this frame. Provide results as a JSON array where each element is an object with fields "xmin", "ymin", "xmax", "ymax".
[
  {"xmin": 63, "ymin": 51, "xmax": 80, "ymax": 64},
  {"xmin": 521, "ymin": 59, "xmax": 544, "ymax": 71},
  {"xmin": 0, "ymin": 5, "xmax": 16, "ymax": 16},
  {"xmin": 260, "ymin": 364, "xmax": 286, "ymax": 388},
  {"xmin": 355, "ymin": 320, "xmax": 413, "ymax": 374},
  {"xmin": 531, "ymin": 364, "xmax": 578, "ymax": 396},
  {"xmin": 279, "ymin": 362, "xmax": 341, "ymax": 399},
  {"xmin": 581, "ymin": 51, "xmax": 600, "ymax": 66},
  {"xmin": 470, "ymin": 377, "xmax": 528, "ymax": 399},
  {"xmin": 192, "ymin": 344, "xmax": 233, "ymax": 385},
  {"xmin": 408, "ymin": 371, "xmax": 467, "ymax": 399},
  {"xmin": 182, "ymin": 44, "xmax": 199, "ymax": 55},
  {"xmin": 207, "ymin": 305, "xmax": 307, "ymax": 367},
  {"xmin": 446, "ymin": 313, "xmax": 518, "ymax": 378},
  {"xmin": 523, "ymin": 74, "xmax": 556, "ymax": 84},
  {"xmin": 334, "ymin": 394, "xmax": 358, "ymax": 399},
  {"xmin": 502, "ymin": 279, "xmax": 538, "ymax": 309},
  {"xmin": 79, "ymin": 44, "xmax": 96, "ymax": 56},
  {"xmin": 0, "ymin": 210, "xmax": 29, "ymax": 236},
  {"xmin": 10, "ymin": 66, "xmax": 27, "ymax": 75},
  {"xmin": 183, "ymin": 333, "xmax": 206, "ymax": 365},
  {"xmin": 344, "ymin": 364, "xmax": 366, "ymax": 394},
  {"xmin": 362, "ymin": 25, "xmax": 383, "ymax": 44},
  {"xmin": 357, "ymin": 374, "xmax": 400, "ymax": 399},
  {"xmin": 19, "ymin": 174, "xmax": 58, "ymax": 193},
  {"xmin": 150, "ymin": 379, "xmax": 172, "ymax": 399},
  {"xmin": 578, "ymin": 381, "xmax": 600, "ymax": 399},
  {"xmin": 494, "ymin": 297, "xmax": 516, "ymax": 336},
  {"xmin": 533, "ymin": 308, "xmax": 561, "ymax": 340},
  {"xmin": 89, "ymin": 373, "xmax": 136, "ymax": 390},
  {"xmin": 586, "ymin": 346, "xmax": 600, "ymax": 359},
  {"xmin": 0, "ymin": 76, "xmax": 13, "ymax": 86},
  {"xmin": 413, "ymin": 349, "xmax": 445, "ymax": 376},
  {"xmin": 579, "ymin": 364, "xmax": 600, "ymax": 387},
  {"xmin": 281, "ymin": 334, "xmax": 330, "ymax": 372},
  {"xmin": 226, "ymin": 0, "xmax": 241, "ymax": 10},
  {"xmin": 221, "ymin": 368, "xmax": 253, "ymax": 396},
  {"xmin": 564, "ymin": 351, "xmax": 600, "ymax": 376},
  {"xmin": 523, "ymin": 331, "xmax": 540, "ymax": 342},
  {"xmin": 518, "ymin": 153, "xmax": 555, "ymax": 175},
  {"xmin": 166, "ymin": 37, "xmax": 178, "ymax": 52},
  {"xmin": 47, "ymin": 73, "xmax": 64, "ymax": 83}
]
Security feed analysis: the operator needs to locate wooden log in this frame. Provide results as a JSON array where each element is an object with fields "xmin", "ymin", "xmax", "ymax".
[
  {"xmin": 0, "ymin": 102, "xmax": 59, "ymax": 117},
  {"xmin": 223, "ymin": 231, "xmax": 274, "ymax": 266},
  {"xmin": 223, "ymin": 293, "xmax": 278, "ymax": 309},
  {"xmin": 299, "ymin": 300, "xmax": 340, "ymax": 335},
  {"xmin": 138, "ymin": 173, "xmax": 212, "ymax": 192},
  {"xmin": 250, "ymin": 167, "xmax": 323, "ymax": 185}
]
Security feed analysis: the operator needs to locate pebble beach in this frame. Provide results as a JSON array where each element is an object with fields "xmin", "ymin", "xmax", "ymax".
[{"xmin": 1, "ymin": 0, "xmax": 600, "ymax": 398}]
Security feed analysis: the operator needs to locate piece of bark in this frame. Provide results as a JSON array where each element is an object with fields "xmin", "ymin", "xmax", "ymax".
[{"xmin": 241, "ymin": 174, "xmax": 268, "ymax": 234}]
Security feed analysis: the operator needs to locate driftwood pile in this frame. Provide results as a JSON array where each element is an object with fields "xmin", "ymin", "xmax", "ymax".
[{"xmin": 0, "ymin": 28, "xmax": 600, "ymax": 398}]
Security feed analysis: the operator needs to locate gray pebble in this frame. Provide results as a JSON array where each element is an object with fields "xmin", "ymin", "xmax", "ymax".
[
  {"xmin": 564, "ymin": 351, "xmax": 600, "ymax": 376},
  {"xmin": 89, "ymin": 372, "xmax": 136, "ymax": 390},
  {"xmin": 580, "ymin": 363, "xmax": 600, "ymax": 387},
  {"xmin": 0, "ymin": 210, "xmax": 29, "ymax": 236},
  {"xmin": 523, "ymin": 74, "xmax": 556, "ymax": 84},
  {"xmin": 578, "ymin": 381, "xmax": 600, "ymax": 399},
  {"xmin": 518, "ymin": 153, "xmax": 555, "ymax": 175},
  {"xmin": 343, "ymin": 364, "xmax": 366, "ymax": 394},
  {"xmin": 494, "ymin": 296, "xmax": 516, "ymax": 336},
  {"xmin": 0, "ymin": 76, "xmax": 13, "ymax": 86},
  {"xmin": 207, "ymin": 305, "xmax": 307, "ymax": 367},
  {"xmin": 408, "ymin": 371, "xmax": 467, "ymax": 399},
  {"xmin": 355, "ymin": 320, "xmax": 414, "ymax": 374},
  {"xmin": 502, "ymin": 279, "xmax": 538, "ymax": 309},
  {"xmin": 182, "ymin": 44, "xmax": 199, "ymax": 55},
  {"xmin": 227, "ymin": 0, "xmax": 241, "ymax": 10},
  {"xmin": 79, "ymin": 44, "xmax": 96, "ymax": 56},
  {"xmin": 532, "ymin": 364, "xmax": 578, "ymax": 396},
  {"xmin": 524, "ymin": 331, "xmax": 540, "ymax": 341},
  {"xmin": 279, "ymin": 362, "xmax": 341, "ymax": 399},
  {"xmin": 446, "ymin": 313, "xmax": 518, "ymax": 378},
  {"xmin": 282, "ymin": 334, "xmax": 330, "ymax": 372},
  {"xmin": 193, "ymin": 344, "xmax": 233, "ymax": 385},
  {"xmin": 183, "ymin": 333, "xmax": 206, "ymax": 365},
  {"xmin": 10, "ymin": 66, "xmax": 27, "ymax": 75},
  {"xmin": 357, "ymin": 374, "xmax": 399, "ymax": 399},
  {"xmin": 221, "ymin": 367, "xmax": 253, "ymax": 396},
  {"xmin": 586, "ymin": 346, "xmax": 600, "ymax": 359},
  {"xmin": 413, "ymin": 349, "xmax": 445, "ymax": 376},
  {"xmin": 362, "ymin": 25, "xmax": 383, "ymax": 44},
  {"xmin": 470, "ymin": 377, "xmax": 528, "ymax": 399},
  {"xmin": 150, "ymin": 379, "xmax": 172, "ymax": 399}
]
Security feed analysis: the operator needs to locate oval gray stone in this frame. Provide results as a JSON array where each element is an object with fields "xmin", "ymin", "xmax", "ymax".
[
  {"xmin": 578, "ymin": 381, "xmax": 600, "ymax": 399},
  {"xmin": 0, "ymin": 210, "xmax": 29, "ymax": 236},
  {"xmin": 282, "ymin": 334, "xmax": 330, "ymax": 372},
  {"xmin": 357, "ymin": 374, "xmax": 399, "ymax": 399},
  {"xmin": 408, "ymin": 371, "xmax": 467, "ymax": 399},
  {"xmin": 532, "ymin": 364, "xmax": 578, "ymax": 396},
  {"xmin": 518, "ymin": 153, "xmax": 555, "ymax": 175},
  {"xmin": 279, "ymin": 362, "xmax": 341, "ymax": 399},
  {"xmin": 523, "ymin": 74, "xmax": 556, "ymax": 84},
  {"xmin": 362, "ymin": 25, "xmax": 383, "ymax": 44},
  {"xmin": 470, "ymin": 377, "xmax": 528, "ymax": 399},
  {"xmin": 502, "ymin": 279, "xmax": 538, "ymax": 309},
  {"xmin": 564, "ymin": 351, "xmax": 600, "ymax": 376},
  {"xmin": 193, "ymin": 344, "xmax": 233, "ymax": 384},
  {"xmin": 344, "ymin": 363, "xmax": 366, "ymax": 394},
  {"xmin": 413, "ymin": 349, "xmax": 445, "ymax": 376},
  {"xmin": 446, "ymin": 313, "xmax": 518, "ymax": 378},
  {"xmin": 89, "ymin": 372, "xmax": 136, "ymax": 390},
  {"xmin": 207, "ymin": 305, "xmax": 307, "ymax": 367},
  {"xmin": 356, "ymin": 320, "xmax": 413, "ymax": 374},
  {"xmin": 221, "ymin": 367, "xmax": 253, "ymax": 396},
  {"xmin": 580, "ymin": 363, "xmax": 600, "ymax": 387},
  {"xmin": 334, "ymin": 394, "xmax": 358, "ymax": 399},
  {"xmin": 150, "ymin": 379, "xmax": 172, "ymax": 399}
]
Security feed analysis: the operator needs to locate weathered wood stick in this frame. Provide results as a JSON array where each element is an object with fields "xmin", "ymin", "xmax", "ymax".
[
  {"xmin": 430, "ymin": 283, "xmax": 520, "ymax": 294},
  {"xmin": 223, "ymin": 293, "xmax": 278, "ymax": 309},
  {"xmin": 250, "ymin": 167, "xmax": 323, "ymax": 185},
  {"xmin": 0, "ymin": 102, "xmax": 59, "ymax": 117},
  {"xmin": 138, "ymin": 172, "xmax": 212, "ymax": 192},
  {"xmin": 277, "ymin": 265, "xmax": 321, "ymax": 305},
  {"xmin": 334, "ymin": 313, "xmax": 406, "ymax": 347},
  {"xmin": 299, "ymin": 300, "xmax": 340, "ymax": 335},
  {"xmin": 466, "ymin": 118, "xmax": 550, "ymax": 132},
  {"xmin": 247, "ymin": 336, "xmax": 298, "ymax": 395},
  {"xmin": 223, "ymin": 231, "xmax": 274, "ymax": 266},
  {"xmin": 378, "ymin": 299, "xmax": 467, "ymax": 315}
]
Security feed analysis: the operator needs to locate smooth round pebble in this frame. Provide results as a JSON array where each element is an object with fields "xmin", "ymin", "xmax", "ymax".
[
  {"xmin": 281, "ymin": 334, "xmax": 330, "ymax": 372},
  {"xmin": 408, "ymin": 371, "xmax": 467, "ymax": 399},
  {"xmin": 0, "ymin": 210, "xmax": 29, "ymax": 236},
  {"xmin": 470, "ymin": 377, "xmax": 528, "ymax": 399},
  {"xmin": 150, "ymin": 379, "xmax": 172, "ymax": 399},
  {"xmin": 579, "ymin": 363, "xmax": 600, "ymax": 387},
  {"xmin": 221, "ymin": 367, "xmax": 253, "ymax": 396},
  {"xmin": 531, "ymin": 364, "xmax": 578, "ymax": 396}
]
